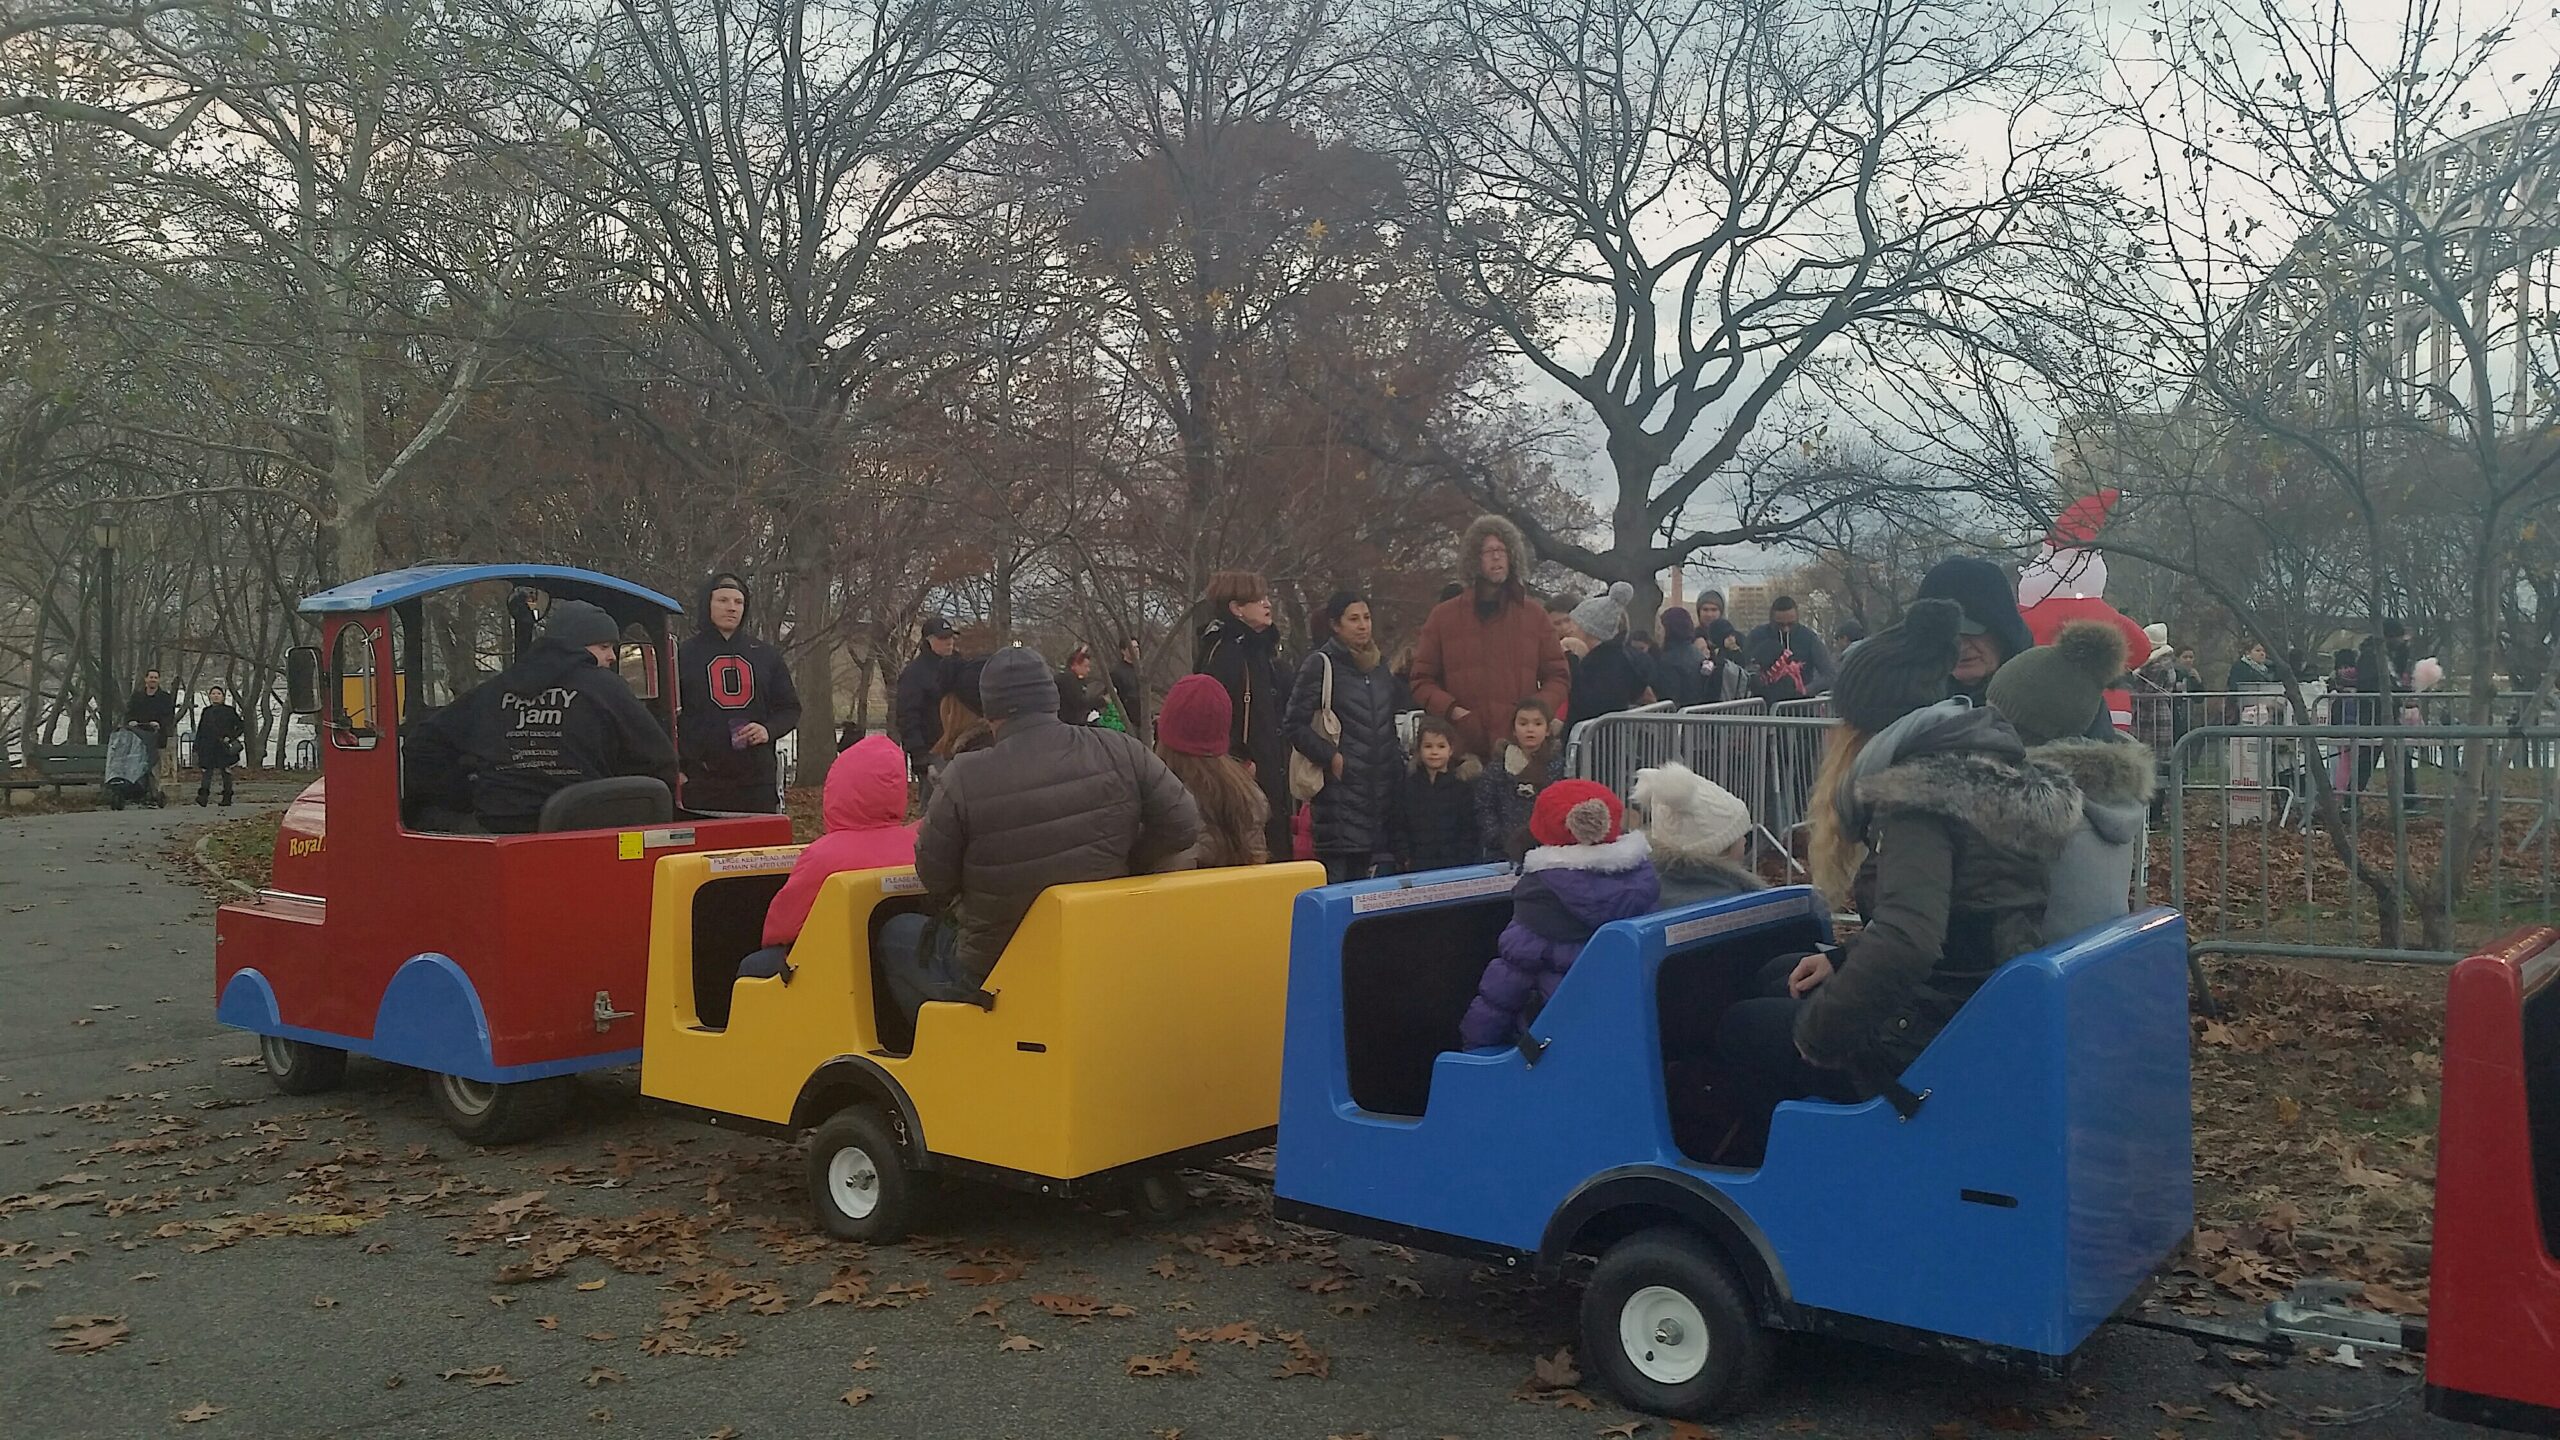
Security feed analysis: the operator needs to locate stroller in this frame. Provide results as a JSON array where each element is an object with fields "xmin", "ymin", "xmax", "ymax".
[{"xmin": 104, "ymin": 725, "xmax": 165, "ymax": 810}]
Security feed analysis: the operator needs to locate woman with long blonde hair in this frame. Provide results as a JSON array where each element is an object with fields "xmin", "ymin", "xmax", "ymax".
[{"xmin": 1713, "ymin": 599, "xmax": 2082, "ymax": 1149}]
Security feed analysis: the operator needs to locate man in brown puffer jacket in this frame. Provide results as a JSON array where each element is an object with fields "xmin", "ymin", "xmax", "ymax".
[
  {"xmin": 1408, "ymin": 515, "xmax": 1571, "ymax": 761},
  {"xmin": 901, "ymin": 647, "xmax": 1201, "ymax": 1014}
]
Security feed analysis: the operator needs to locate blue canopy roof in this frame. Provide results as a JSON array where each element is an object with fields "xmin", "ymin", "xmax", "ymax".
[{"xmin": 300, "ymin": 564, "xmax": 684, "ymax": 616}]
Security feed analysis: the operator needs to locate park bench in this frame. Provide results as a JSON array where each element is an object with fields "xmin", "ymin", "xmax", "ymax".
[{"xmin": 0, "ymin": 744, "xmax": 111, "ymax": 804}]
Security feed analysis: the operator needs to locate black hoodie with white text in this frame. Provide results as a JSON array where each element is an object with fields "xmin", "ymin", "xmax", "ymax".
[{"xmin": 471, "ymin": 638, "xmax": 679, "ymax": 833}]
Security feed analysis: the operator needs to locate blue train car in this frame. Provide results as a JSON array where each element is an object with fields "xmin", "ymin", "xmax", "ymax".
[{"xmin": 1272, "ymin": 874, "xmax": 2193, "ymax": 1419}]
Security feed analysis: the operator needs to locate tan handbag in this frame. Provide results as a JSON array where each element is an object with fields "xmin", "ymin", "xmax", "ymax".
[{"xmin": 1288, "ymin": 655, "xmax": 1337, "ymax": 803}]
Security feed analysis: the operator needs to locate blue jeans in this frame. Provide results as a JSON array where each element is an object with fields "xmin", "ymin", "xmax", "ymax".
[{"xmin": 876, "ymin": 912, "xmax": 963, "ymax": 1030}]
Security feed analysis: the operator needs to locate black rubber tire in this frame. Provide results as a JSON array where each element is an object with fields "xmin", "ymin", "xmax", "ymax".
[
  {"xmin": 259, "ymin": 1034, "xmax": 348, "ymax": 1095},
  {"xmin": 1580, "ymin": 1227, "xmax": 1775, "ymax": 1420},
  {"xmin": 806, "ymin": 1107, "xmax": 913, "ymax": 1243},
  {"xmin": 429, "ymin": 1073, "xmax": 574, "ymax": 1145}
]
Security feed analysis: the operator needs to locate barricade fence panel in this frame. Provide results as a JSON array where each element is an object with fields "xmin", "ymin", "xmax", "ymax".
[
  {"xmin": 1566, "ymin": 710, "xmax": 1838, "ymax": 881},
  {"xmin": 1568, "ymin": 710, "xmax": 2560, "ymax": 965},
  {"xmin": 2169, "ymin": 724, "xmax": 2560, "ymax": 963}
]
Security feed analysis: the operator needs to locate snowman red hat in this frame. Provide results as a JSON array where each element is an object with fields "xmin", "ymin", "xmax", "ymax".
[{"xmin": 2016, "ymin": 490, "xmax": 2151, "ymax": 733}]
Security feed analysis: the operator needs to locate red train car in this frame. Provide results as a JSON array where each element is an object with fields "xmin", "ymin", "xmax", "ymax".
[
  {"xmin": 213, "ymin": 565, "xmax": 793, "ymax": 1141},
  {"xmin": 2427, "ymin": 925, "xmax": 2560, "ymax": 1435}
]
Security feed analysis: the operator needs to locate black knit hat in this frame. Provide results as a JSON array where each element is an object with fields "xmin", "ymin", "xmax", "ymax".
[
  {"xmin": 1915, "ymin": 556, "xmax": 2034, "ymax": 662},
  {"xmin": 1834, "ymin": 599, "xmax": 1963, "ymax": 733}
]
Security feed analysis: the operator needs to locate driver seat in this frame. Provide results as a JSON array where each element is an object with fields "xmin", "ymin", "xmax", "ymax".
[{"xmin": 538, "ymin": 777, "xmax": 674, "ymax": 833}]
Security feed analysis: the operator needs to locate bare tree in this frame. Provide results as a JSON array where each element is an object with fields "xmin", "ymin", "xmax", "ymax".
[
  {"xmin": 1379, "ymin": 0, "xmax": 2112, "ymax": 612},
  {"xmin": 489, "ymin": 0, "xmax": 1060, "ymax": 774}
]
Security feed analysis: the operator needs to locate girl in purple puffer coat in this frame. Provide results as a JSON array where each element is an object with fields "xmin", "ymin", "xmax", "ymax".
[{"xmin": 1458, "ymin": 779, "xmax": 1660, "ymax": 1050}]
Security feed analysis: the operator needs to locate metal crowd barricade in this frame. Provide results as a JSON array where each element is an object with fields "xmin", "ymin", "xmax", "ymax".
[
  {"xmin": 1565, "ymin": 709, "xmax": 1838, "ymax": 878},
  {"xmin": 2167, "ymin": 723, "xmax": 2560, "ymax": 963}
]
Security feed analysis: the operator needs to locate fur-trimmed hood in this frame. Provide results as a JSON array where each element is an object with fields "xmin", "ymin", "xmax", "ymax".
[
  {"xmin": 1852, "ymin": 749, "xmax": 2082, "ymax": 855},
  {"xmin": 1460, "ymin": 513, "xmax": 1532, "ymax": 590},
  {"xmin": 1521, "ymin": 830, "xmax": 1651, "ymax": 875},
  {"xmin": 2029, "ymin": 736, "xmax": 2153, "ymax": 807}
]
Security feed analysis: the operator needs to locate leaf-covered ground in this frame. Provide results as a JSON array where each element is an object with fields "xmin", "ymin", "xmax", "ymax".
[{"xmin": 2173, "ymin": 958, "xmax": 2442, "ymax": 1316}]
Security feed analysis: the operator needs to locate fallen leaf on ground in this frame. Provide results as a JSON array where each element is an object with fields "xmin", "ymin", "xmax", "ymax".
[
  {"xmin": 439, "ymin": 1365, "xmax": 518, "ymax": 1388},
  {"xmin": 175, "ymin": 1402, "xmax": 224, "ymax": 1423},
  {"xmin": 1030, "ymin": 1292, "xmax": 1101, "ymax": 1318},
  {"xmin": 1529, "ymin": 1346, "xmax": 1580, "ymax": 1391},
  {"xmin": 576, "ymin": 1278, "xmax": 608, "ymax": 1292},
  {"xmin": 1176, "ymin": 1320, "xmax": 1267, "ymax": 1348},
  {"xmin": 841, "ymin": 1387, "xmax": 874, "ymax": 1406},
  {"xmin": 1126, "ymin": 1345, "xmax": 1201, "ymax": 1378},
  {"xmin": 47, "ymin": 1314, "xmax": 129, "ymax": 1354},
  {"xmin": 1000, "ymin": 1333, "xmax": 1042, "ymax": 1352},
  {"xmin": 1599, "ymin": 1425, "xmax": 1646, "ymax": 1440},
  {"xmin": 585, "ymin": 1367, "xmax": 626, "ymax": 1388},
  {"xmin": 2212, "ymin": 1382, "xmax": 2275, "ymax": 1410}
]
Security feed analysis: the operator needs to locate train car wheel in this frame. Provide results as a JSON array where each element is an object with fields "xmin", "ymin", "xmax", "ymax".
[
  {"xmin": 1581, "ymin": 1227, "xmax": 1772, "ymax": 1419},
  {"xmin": 259, "ymin": 1035, "xmax": 347, "ymax": 1095},
  {"xmin": 430, "ymin": 1073, "xmax": 573, "ymax": 1144},
  {"xmin": 807, "ymin": 1107, "xmax": 912, "ymax": 1243}
]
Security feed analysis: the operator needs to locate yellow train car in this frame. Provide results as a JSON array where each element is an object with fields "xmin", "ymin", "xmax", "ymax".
[{"xmin": 640, "ymin": 849, "xmax": 1323, "ymax": 1240}]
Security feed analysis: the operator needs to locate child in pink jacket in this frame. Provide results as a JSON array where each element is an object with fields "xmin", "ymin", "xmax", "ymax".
[{"xmin": 741, "ymin": 736, "xmax": 917, "ymax": 976}]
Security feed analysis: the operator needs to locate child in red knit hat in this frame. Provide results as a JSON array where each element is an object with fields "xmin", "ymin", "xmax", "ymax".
[
  {"xmin": 1154, "ymin": 674, "xmax": 1269, "ymax": 867},
  {"xmin": 1457, "ymin": 779, "xmax": 1659, "ymax": 1050}
]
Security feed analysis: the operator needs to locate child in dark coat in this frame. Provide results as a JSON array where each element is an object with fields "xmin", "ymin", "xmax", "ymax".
[
  {"xmin": 1458, "ymin": 780, "xmax": 1660, "ymax": 1049},
  {"xmin": 1388, "ymin": 716, "xmax": 1482, "ymax": 872},
  {"xmin": 1475, "ymin": 697, "xmax": 1564, "ymax": 863}
]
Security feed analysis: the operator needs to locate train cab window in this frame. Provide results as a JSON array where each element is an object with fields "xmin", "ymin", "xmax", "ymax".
[
  {"xmin": 330, "ymin": 625, "xmax": 380, "ymax": 751},
  {"xmin": 688, "ymin": 873, "xmax": 790, "ymax": 1030},
  {"xmin": 1340, "ymin": 899, "xmax": 1512, "ymax": 1118}
]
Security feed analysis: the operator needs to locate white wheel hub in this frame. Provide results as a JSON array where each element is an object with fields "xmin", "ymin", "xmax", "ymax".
[
  {"xmin": 827, "ymin": 1146, "xmax": 881, "ymax": 1219},
  {"xmin": 1620, "ymin": 1284, "xmax": 1711, "ymax": 1385},
  {"xmin": 260, "ymin": 1035, "xmax": 295, "ymax": 1074},
  {"xmin": 438, "ymin": 1073, "xmax": 496, "ymax": 1117}
]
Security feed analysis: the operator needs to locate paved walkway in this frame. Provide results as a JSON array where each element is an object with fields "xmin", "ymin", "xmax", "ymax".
[{"xmin": 0, "ymin": 800, "xmax": 2463, "ymax": 1438}]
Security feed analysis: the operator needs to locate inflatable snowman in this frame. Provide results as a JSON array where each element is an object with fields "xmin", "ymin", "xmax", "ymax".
[{"xmin": 2015, "ymin": 490, "xmax": 2151, "ymax": 734}]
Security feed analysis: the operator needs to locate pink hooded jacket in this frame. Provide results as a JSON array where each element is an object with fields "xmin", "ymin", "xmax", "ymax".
[{"xmin": 762, "ymin": 735, "xmax": 918, "ymax": 946}]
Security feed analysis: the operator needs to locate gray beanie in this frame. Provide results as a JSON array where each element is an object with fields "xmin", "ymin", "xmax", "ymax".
[
  {"xmin": 979, "ymin": 645, "xmax": 1059, "ymax": 721},
  {"xmin": 541, "ymin": 600, "xmax": 620, "ymax": 651},
  {"xmin": 1571, "ymin": 582, "xmax": 1637, "ymax": 642}
]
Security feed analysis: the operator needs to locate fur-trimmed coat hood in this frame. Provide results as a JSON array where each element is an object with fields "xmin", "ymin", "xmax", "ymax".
[
  {"xmin": 1850, "ymin": 748, "xmax": 2083, "ymax": 856},
  {"xmin": 2029, "ymin": 735, "xmax": 2153, "ymax": 843},
  {"xmin": 2028, "ymin": 734, "xmax": 2155, "ymax": 943},
  {"xmin": 1459, "ymin": 513, "xmax": 1532, "ymax": 590}
]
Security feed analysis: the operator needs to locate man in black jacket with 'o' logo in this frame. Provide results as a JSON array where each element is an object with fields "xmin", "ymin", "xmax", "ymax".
[{"xmin": 677, "ymin": 572, "xmax": 800, "ymax": 813}]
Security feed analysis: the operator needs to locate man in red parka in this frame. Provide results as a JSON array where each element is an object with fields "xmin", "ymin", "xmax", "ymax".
[{"xmin": 1409, "ymin": 515, "xmax": 1571, "ymax": 761}]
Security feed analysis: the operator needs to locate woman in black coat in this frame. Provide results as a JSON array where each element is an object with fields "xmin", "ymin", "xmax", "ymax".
[
  {"xmin": 1197, "ymin": 570, "xmax": 1292, "ymax": 861},
  {"xmin": 1287, "ymin": 591, "xmax": 1402, "ymax": 883}
]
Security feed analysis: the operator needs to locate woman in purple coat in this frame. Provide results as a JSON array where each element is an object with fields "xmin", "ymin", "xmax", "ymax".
[{"xmin": 1459, "ymin": 779, "xmax": 1660, "ymax": 1050}]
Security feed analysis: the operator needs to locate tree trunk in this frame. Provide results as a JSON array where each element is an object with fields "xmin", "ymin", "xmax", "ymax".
[
  {"xmin": 326, "ymin": 344, "xmax": 377, "ymax": 584},
  {"xmin": 786, "ymin": 517, "xmax": 837, "ymax": 784}
]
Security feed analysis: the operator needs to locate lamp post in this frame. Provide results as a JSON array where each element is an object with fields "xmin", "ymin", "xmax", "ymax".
[{"xmin": 91, "ymin": 521, "xmax": 118, "ymax": 734}]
